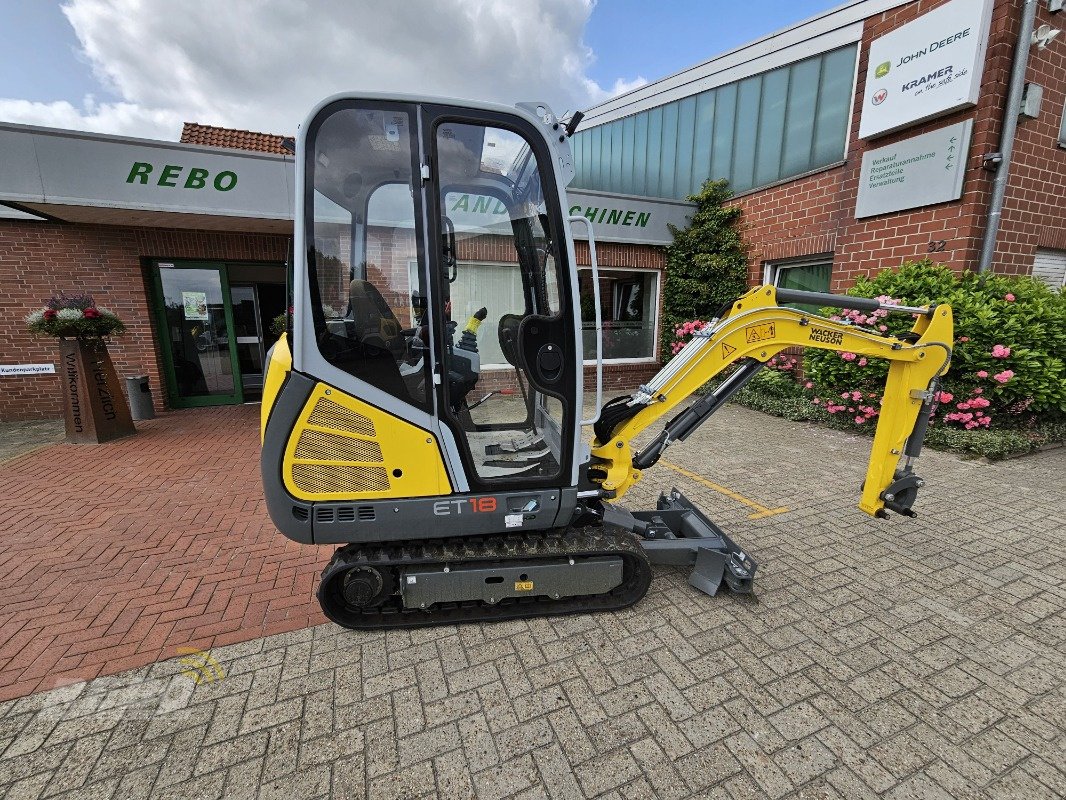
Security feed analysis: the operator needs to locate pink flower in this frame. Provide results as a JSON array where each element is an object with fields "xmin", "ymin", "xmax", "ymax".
[
  {"xmin": 805, "ymin": 381, "xmax": 814, "ymax": 389},
  {"xmin": 976, "ymin": 370, "xmax": 988, "ymax": 379},
  {"xmin": 851, "ymin": 391, "xmax": 863, "ymax": 401},
  {"xmin": 1004, "ymin": 293, "xmax": 1015, "ymax": 302},
  {"xmin": 841, "ymin": 392, "xmax": 850, "ymax": 400},
  {"xmin": 840, "ymin": 352, "xmax": 857, "ymax": 362},
  {"xmin": 855, "ymin": 416, "xmax": 866, "ymax": 424},
  {"xmin": 937, "ymin": 391, "xmax": 953, "ymax": 403},
  {"xmin": 958, "ymin": 336, "xmax": 970, "ymax": 343},
  {"xmin": 812, "ymin": 398, "xmax": 821, "ymax": 405},
  {"xmin": 878, "ymin": 325, "xmax": 888, "ymax": 332},
  {"xmin": 858, "ymin": 357, "xmax": 868, "ymax": 367},
  {"xmin": 957, "ymin": 401, "xmax": 971, "ymax": 410},
  {"xmin": 993, "ymin": 370, "xmax": 1014, "ymax": 384},
  {"xmin": 973, "ymin": 387, "xmax": 983, "ymax": 394},
  {"xmin": 991, "ymin": 345, "xmax": 1011, "ymax": 359}
]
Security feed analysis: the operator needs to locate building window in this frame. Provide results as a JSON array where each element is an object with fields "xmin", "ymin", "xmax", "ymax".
[
  {"xmin": 572, "ymin": 44, "xmax": 857, "ymax": 200},
  {"xmin": 765, "ymin": 257, "xmax": 833, "ymax": 312},
  {"xmin": 579, "ymin": 268, "xmax": 659, "ymax": 361},
  {"xmin": 1059, "ymin": 104, "xmax": 1066, "ymax": 149},
  {"xmin": 1033, "ymin": 249, "xmax": 1066, "ymax": 289}
]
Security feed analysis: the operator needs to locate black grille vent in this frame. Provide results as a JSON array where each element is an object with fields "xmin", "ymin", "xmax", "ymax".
[
  {"xmin": 292, "ymin": 506, "xmax": 309, "ymax": 521},
  {"xmin": 358, "ymin": 506, "xmax": 376, "ymax": 521},
  {"xmin": 315, "ymin": 507, "xmax": 335, "ymax": 523},
  {"xmin": 336, "ymin": 506, "xmax": 356, "ymax": 522}
]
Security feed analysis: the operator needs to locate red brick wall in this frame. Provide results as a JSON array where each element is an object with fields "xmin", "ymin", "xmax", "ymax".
[
  {"xmin": 995, "ymin": 1, "xmax": 1066, "ymax": 271},
  {"xmin": 727, "ymin": 0, "xmax": 1063, "ymax": 290},
  {"xmin": 0, "ymin": 220, "xmax": 287, "ymax": 421}
]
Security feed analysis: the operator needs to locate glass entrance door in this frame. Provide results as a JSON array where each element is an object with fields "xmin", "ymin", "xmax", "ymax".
[
  {"xmin": 231, "ymin": 285, "xmax": 266, "ymax": 400},
  {"xmin": 152, "ymin": 261, "xmax": 242, "ymax": 407}
]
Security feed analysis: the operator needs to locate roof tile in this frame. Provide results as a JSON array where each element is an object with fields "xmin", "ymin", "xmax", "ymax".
[{"xmin": 180, "ymin": 122, "xmax": 294, "ymax": 154}]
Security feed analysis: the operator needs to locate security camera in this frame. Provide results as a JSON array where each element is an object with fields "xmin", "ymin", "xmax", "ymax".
[{"xmin": 1032, "ymin": 24, "xmax": 1062, "ymax": 49}]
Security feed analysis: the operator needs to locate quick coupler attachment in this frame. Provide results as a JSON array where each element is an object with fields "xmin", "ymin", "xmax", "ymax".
[
  {"xmin": 631, "ymin": 489, "xmax": 757, "ymax": 598},
  {"xmin": 880, "ymin": 472, "xmax": 924, "ymax": 518}
]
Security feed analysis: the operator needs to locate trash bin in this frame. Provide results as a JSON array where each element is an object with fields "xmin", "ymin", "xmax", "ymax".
[{"xmin": 126, "ymin": 375, "xmax": 155, "ymax": 420}]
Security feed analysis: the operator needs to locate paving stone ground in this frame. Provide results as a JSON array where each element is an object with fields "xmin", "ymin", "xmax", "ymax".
[
  {"xmin": 0, "ymin": 402, "xmax": 1063, "ymax": 798},
  {"xmin": 0, "ymin": 418, "xmax": 64, "ymax": 462}
]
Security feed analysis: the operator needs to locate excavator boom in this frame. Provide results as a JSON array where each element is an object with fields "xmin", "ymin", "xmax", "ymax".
[{"xmin": 589, "ymin": 284, "xmax": 954, "ymax": 517}]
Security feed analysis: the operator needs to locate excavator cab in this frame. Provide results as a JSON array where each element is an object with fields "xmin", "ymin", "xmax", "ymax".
[
  {"xmin": 299, "ymin": 97, "xmax": 579, "ymax": 490},
  {"xmin": 262, "ymin": 93, "xmax": 953, "ymax": 630}
]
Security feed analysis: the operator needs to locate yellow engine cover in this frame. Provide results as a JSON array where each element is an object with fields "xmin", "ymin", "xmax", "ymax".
[{"xmin": 282, "ymin": 383, "xmax": 452, "ymax": 502}]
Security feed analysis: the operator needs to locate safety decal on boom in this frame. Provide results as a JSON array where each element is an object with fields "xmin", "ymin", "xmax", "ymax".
[
  {"xmin": 721, "ymin": 342, "xmax": 737, "ymax": 358},
  {"xmin": 744, "ymin": 323, "xmax": 776, "ymax": 344}
]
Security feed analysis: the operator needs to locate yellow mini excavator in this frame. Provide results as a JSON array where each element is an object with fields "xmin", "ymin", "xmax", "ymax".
[{"xmin": 260, "ymin": 94, "xmax": 953, "ymax": 629}]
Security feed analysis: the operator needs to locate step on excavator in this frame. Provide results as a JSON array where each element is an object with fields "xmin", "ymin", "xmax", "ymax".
[{"xmin": 260, "ymin": 94, "xmax": 953, "ymax": 629}]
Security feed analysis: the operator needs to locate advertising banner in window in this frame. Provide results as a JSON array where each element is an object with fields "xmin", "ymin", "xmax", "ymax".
[{"xmin": 859, "ymin": 0, "xmax": 993, "ymax": 139}]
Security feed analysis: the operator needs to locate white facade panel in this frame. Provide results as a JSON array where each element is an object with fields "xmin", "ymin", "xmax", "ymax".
[{"xmin": 1033, "ymin": 249, "xmax": 1066, "ymax": 288}]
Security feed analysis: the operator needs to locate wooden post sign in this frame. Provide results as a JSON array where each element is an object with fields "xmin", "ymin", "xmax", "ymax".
[{"xmin": 59, "ymin": 338, "xmax": 136, "ymax": 443}]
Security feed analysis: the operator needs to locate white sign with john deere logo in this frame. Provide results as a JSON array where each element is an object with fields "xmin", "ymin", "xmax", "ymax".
[
  {"xmin": 859, "ymin": 0, "xmax": 993, "ymax": 139},
  {"xmin": 855, "ymin": 119, "xmax": 972, "ymax": 218}
]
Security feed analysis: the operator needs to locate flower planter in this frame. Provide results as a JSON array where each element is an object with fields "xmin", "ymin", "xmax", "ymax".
[{"xmin": 58, "ymin": 338, "xmax": 136, "ymax": 444}]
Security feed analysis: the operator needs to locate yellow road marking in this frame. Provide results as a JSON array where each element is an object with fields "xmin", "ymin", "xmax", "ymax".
[{"xmin": 658, "ymin": 460, "xmax": 789, "ymax": 520}]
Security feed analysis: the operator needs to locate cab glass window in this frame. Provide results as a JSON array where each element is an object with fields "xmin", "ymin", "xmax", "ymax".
[{"xmin": 307, "ymin": 106, "xmax": 430, "ymax": 410}]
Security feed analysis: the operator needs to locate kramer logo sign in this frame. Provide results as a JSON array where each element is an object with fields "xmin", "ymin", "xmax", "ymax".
[
  {"xmin": 127, "ymin": 162, "xmax": 238, "ymax": 191},
  {"xmin": 860, "ymin": 0, "xmax": 992, "ymax": 139}
]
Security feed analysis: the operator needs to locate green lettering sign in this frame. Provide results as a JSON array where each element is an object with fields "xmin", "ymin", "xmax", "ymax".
[
  {"xmin": 213, "ymin": 171, "xmax": 238, "ymax": 191},
  {"xmin": 125, "ymin": 162, "xmax": 237, "ymax": 191},
  {"xmin": 184, "ymin": 167, "xmax": 209, "ymax": 189},
  {"xmin": 157, "ymin": 164, "xmax": 182, "ymax": 187},
  {"xmin": 126, "ymin": 162, "xmax": 153, "ymax": 184}
]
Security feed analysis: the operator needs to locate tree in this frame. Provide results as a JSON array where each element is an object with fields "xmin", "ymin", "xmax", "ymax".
[{"xmin": 662, "ymin": 179, "xmax": 749, "ymax": 357}]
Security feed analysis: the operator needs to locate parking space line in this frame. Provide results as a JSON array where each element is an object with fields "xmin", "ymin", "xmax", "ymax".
[{"xmin": 658, "ymin": 459, "xmax": 790, "ymax": 519}]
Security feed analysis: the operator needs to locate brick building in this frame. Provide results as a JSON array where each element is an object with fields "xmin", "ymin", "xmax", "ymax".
[
  {"xmin": 1, "ymin": 0, "xmax": 1063, "ymax": 422},
  {"xmin": 0, "ymin": 119, "xmax": 688, "ymax": 420},
  {"xmin": 574, "ymin": 0, "xmax": 1066, "ymax": 294}
]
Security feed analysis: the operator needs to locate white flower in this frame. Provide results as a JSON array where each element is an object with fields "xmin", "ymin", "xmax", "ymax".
[
  {"xmin": 25, "ymin": 309, "xmax": 46, "ymax": 325},
  {"xmin": 57, "ymin": 308, "xmax": 84, "ymax": 321}
]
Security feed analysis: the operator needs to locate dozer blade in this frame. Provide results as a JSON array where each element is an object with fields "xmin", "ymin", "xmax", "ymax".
[
  {"xmin": 317, "ymin": 529, "xmax": 653, "ymax": 630},
  {"xmin": 624, "ymin": 489, "xmax": 757, "ymax": 597}
]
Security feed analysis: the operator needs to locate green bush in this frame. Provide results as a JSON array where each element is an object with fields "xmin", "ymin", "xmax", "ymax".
[
  {"xmin": 662, "ymin": 180, "xmax": 748, "ymax": 359},
  {"xmin": 804, "ymin": 260, "xmax": 1066, "ymax": 429}
]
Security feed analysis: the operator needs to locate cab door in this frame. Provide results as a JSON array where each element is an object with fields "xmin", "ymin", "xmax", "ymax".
[{"xmin": 422, "ymin": 107, "xmax": 579, "ymax": 493}]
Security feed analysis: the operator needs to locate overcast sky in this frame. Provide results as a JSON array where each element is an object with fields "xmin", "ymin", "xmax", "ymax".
[{"xmin": 0, "ymin": 0, "xmax": 838, "ymax": 140}]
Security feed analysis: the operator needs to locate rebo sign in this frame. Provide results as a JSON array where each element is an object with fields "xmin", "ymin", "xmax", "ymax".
[{"xmin": 859, "ymin": 0, "xmax": 993, "ymax": 139}]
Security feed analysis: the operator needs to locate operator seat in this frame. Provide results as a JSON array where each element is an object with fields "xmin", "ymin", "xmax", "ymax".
[{"xmin": 337, "ymin": 278, "xmax": 407, "ymax": 398}]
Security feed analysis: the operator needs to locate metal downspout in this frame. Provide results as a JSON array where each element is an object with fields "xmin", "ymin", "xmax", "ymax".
[{"xmin": 977, "ymin": 0, "xmax": 1039, "ymax": 273}]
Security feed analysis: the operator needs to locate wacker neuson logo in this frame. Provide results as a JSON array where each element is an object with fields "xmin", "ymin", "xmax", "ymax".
[{"xmin": 126, "ymin": 162, "xmax": 238, "ymax": 191}]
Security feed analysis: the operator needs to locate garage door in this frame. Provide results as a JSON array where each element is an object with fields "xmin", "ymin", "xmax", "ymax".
[{"xmin": 1033, "ymin": 249, "xmax": 1066, "ymax": 289}]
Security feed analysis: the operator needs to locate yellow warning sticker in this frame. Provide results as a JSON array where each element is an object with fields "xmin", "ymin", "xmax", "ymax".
[
  {"xmin": 744, "ymin": 322, "xmax": 776, "ymax": 344},
  {"xmin": 721, "ymin": 342, "xmax": 737, "ymax": 358},
  {"xmin": 514, "ymin": 581, "xmax": 534, "ymax": 592}
]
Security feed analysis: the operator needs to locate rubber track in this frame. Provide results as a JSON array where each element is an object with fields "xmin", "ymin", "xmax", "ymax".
[{"xmin": 317, "ymin": 527, "xmax": 653, "ymax": 630}]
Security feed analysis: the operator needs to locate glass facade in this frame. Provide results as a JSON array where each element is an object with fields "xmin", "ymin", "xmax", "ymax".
[{"xmin": 573, "ymin": 45, "xmax": 857, "ymax": 199}]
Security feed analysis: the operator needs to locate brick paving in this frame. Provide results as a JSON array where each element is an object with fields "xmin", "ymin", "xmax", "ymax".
[
  {"xmin": 0, "ymin": 403, "xmax": 1064, "ymax": 798},
  {"xmin": 0, "ymin": 406, "xmax": 331, "ymax": 701}
]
